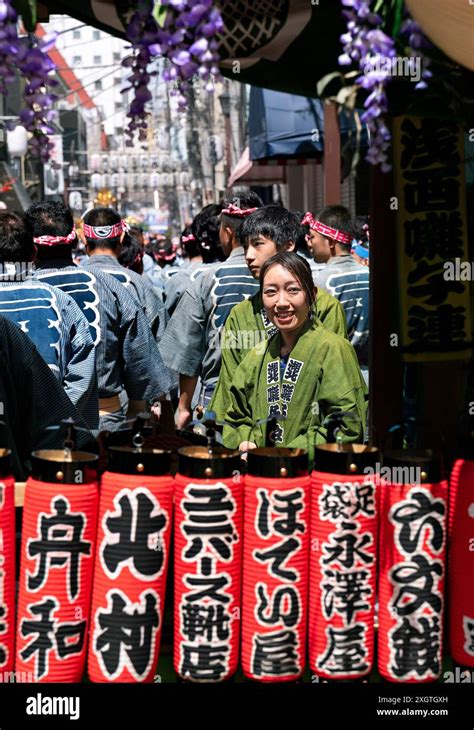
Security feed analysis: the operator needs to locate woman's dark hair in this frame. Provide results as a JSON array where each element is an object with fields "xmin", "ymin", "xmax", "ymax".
[
  {"xmin": 260, "ymin": 252, "xmax": 316, "ymax": 307},
  {"xmin": 192, "ymin": 204, "xmax": 224, "ymax": 263},
  {"xmin": 83, "ymin": 207, "xmax": 122, "ymax": 250},
  {"xmin": 240, "ymin": 206, "xmax": 299, "ymax": 249},
  {"xmin": 180, "ymin": 224, "xmax": 200, "ymax": 259},
  {"xmin": 0, "ymin": 211, "xmax": 34, "ymax": 263},
  {"xmin": 118, "ymin": 232, "xmax": 143, "ymax": 273},
  {"xmin": 291, "ymin": 209, "xmax": 311, "ymax": 254}
]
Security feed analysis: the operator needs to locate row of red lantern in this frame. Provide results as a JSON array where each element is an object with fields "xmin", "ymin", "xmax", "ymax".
[{"xmin": 0, "ymin": 446, "xmax": 473, "ymax": 683}]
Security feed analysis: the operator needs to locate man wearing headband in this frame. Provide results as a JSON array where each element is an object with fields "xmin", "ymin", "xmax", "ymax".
[
  {"xmin": 305, "ymin": 204, "xmax": 370, "ymax": 383},
  {"xmin": 28, "ymin": 201, "xmax": 172, "ymax": 433},
  {"xmin": 0, "ymin": 210, "xmax": 98, "ymax": 430},
  {"xmin": 83, "ymin": 207, "xmax": 167, "ymax": 344},
  {"xmin": 209, "ymin": 205, "xmax": 351, "ymax": 421},
  {"xmin": 159, "ymin": 188, "xmax": 263, "ymax": 427}
]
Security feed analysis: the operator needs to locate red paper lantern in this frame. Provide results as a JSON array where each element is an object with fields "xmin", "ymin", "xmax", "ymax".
[
  {"xmin": 0, "ymin": 450, "xmax": 15, "ymax": 677},
  {"xmin": 242, "ymin": 448, "xmax": 310, "ymax": 682},
  {"xmin": 309, "ymin": 445, "xmax": 379, "ymax": 681},
  {"xmin": 174, "ymin": 447, "xmax": 243, "ymax": 682},
  {"xmin": 88, "ymin": 447, "xmax": 174, "ymax": 683},
  {"xmin": 16, "ymin": 450, "xmax": 99, "ymax": 682},
  {"xmin": 378, "ymin": 451, "xmax": 447, "ymax": 683},
  {"xmin": 448, "ymin": 458, "xmax": 474, "ymax": 667}
]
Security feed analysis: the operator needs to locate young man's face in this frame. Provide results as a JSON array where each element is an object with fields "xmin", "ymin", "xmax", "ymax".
[
  {"xmin": 244, "ymin": 235, "xmax": 295, "ymax": 279},
  {"xmin": 307, "ymin": 229, "xmax": 331, "ymax": 263}
]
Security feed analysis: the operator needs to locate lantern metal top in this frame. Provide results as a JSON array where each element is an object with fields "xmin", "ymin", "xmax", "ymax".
[
  {"xmin": 247, "ymin": 447, "xmax": 308, "ymax": 479},
  {"xmin": 178, "ymin": 446, "xmax": 240, "ymax": 479},
  {"xmin": 107, "ymin": 446, "xmax": 173, "ymax": 476},
  {"xmin": 314, "ymin": 443, "xmax": 379, "ymax": 475},
  {"xmin": 0, "ymin": 448, "xmax": 12, "ymax": 477},
  {"xmin": 31, "ymin": 450, "xmax": 99, "ymax": 484}
]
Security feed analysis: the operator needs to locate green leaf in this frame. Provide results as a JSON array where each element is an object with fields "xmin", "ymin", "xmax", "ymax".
[
  {"xmin": 12, "ymin": 0, "xmax": 37, "ymax": 31},
  {"xmin": 392, "ymin": 0, "xmax": 405, "ymax": 38},
  {"xmin": 153, "ymin": 1, "xmax": 168, "ymax": 28}
]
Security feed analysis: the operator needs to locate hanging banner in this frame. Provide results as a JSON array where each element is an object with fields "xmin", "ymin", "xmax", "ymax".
[{"xmin": 392, "ymin": 116, "xmax": 471, "ymax": 361}]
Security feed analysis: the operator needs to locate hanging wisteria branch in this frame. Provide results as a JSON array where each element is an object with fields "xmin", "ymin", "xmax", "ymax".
[
  {"xmin": 338, "ymin": 0, "xmax": 432, "ymax": 171},
  {"xmin": 0, "ymin": 0, "xmax": 59, "ymax": 163},
  {"xmin": 121, "ymin": 0, "xmax": 223, "ymax": 145}
]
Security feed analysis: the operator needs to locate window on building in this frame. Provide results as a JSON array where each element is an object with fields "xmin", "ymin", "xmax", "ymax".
[
  {"xmin": 115, "ymin": 101, "xmax": 124, "ymax": 111},
  {"xmin": 73, "ymin": 30, "xmax": 81, "ymax": 40},
  {"xmin": 113, "ymin": 52, "xmax": 121, "ymax": 63},
  {"xmin": 93, "ymin": 30, "xmax": 100, "ymax": 40},
  {"xmin": 73, "ymin": 55, "xmax": 82, "ymax": 65},
  {"xmin": 115, "ymin": 127, "xmax": 124, "ymax": 136},
  {"xmin": 114, "ymin": 76, "xmax": 122, "ymax": 86},
  {"xmin": 94, "ymin": 79, "xmax": 103, "ymax": 90},
  {"xmin": 93, "ymin": 55, "xmax": 102, "ymax": 65}
]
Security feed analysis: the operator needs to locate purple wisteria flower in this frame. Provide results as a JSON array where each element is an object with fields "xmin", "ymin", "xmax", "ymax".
[
  {"xmin": 122, "ymin": 0, "xmax": 223, "ymax": 143},
  {"xmin": 0, "ymin": 0, "xmax": 59, "ymax": 163},
  {"xmin": 339, "ymin": 1, "xmax": 433, "ymax": 169},
  {"xmin": 400, "ymin": 17, "xmax": 432, "ymax": 90}
]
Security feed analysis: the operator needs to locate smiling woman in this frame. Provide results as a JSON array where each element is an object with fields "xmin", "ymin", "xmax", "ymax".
[{"xmin": 222, "ymin": 252, "xmax": 367, "ymax": 461}]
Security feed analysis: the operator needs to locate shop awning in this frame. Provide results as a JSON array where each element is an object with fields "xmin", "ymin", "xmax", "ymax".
[{"xmin": 228, "ymin": 146, "xmax": 320, "ymax": 187}]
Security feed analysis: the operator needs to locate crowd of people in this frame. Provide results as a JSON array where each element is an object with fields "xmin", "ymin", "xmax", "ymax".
[{"xmin": 0, "ymin": 188, "xmax": 370, "ymax": 477}]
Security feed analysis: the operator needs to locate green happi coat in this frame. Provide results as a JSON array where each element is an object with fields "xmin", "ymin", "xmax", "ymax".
[
  {"xmin": 222, "ymin": 321, "xmax": 367, "ymax": 461},
  {"xmin": 210, "ymin": 288, "xmax": 347, "ymax": 421}
]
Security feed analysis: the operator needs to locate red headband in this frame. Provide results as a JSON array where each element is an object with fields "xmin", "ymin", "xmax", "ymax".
[
  {"xmin": 182, "ymin": 234, "xmax": 195, "ymax": 243},
  {"xmin": 222, "ymin": 204, "xmax": 258, "ymax": 217},
  {"xmin": 301, "ymin": 212, "xmax": 352, "ymax": 245},
  {"xmin": 33, "ymin": 227, "xmax": 77, "ymax": 247},
  {"xmin": 83, "ymin": 220, "xmax": 125, "ymax": 240}
]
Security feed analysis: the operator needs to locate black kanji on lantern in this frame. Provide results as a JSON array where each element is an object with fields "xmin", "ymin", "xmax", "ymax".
[
  {"xmin": 20, "ymin": 597, "xmax": 86, "ymax": 679},
  {"xmin": 463, "ymin": 617, "xmax": 474, "ymax": 656},
  {"xmin": 391, "ymin": 490, "xmax": 445, "ymax": 555},
  {"xmin": 256, "ymin": 489, "xmax": 305, "ymax": 538},
  {"xmin": 390, "ymin": 615, "xmax": 441, "ymax": 678},
  {"xmin": 27, "ymin": 497, "xmax": 91, "ymax": 601},
  {"xmin": 181, "ymin": 603, "xmax": 230, "ymax": 642},
  {"xmin": 322, "ymin": 522, "xmax": 374, "ymax": 570},
  {"xmin": 0, "ymin": 603, "xmax": 7, "ymax": 666},
  {"xmin": 252, "ymin": 629, "xmax": 299, "ymax": 677},
  {"xmin": 183, "ymin": 572, "xmax": 232, "ymax": 604},
  {"xmin": 181, "ymin": 485, "xmax": 237, "ymax": 562},
  {"xmin": 181, "ymin": 644, "xmax": 229, "ymax": 681},
  {"xmin": 95, "ymin": 589, "xmax": 159, "ymax": 680},
  {"xmin": 321, "ymin": 568, "xmax": 371, "ymax": 625},
  {"xmin": 318, "ymin": 624, "xmax": 369, "ymax": 675},
  {"xmin": 390, "ymin": 554, "xmax": 443, "ymax": 616},
  {"xmin": 319, "ymin": 483, "xmax": 375, "ymax": 523},
  {"xmin": 103, "ymin": 490, "xmax": 167, "ymax": 579},
  {"xmin": 254, "ymin": 537, "xmax": 300, "ymax": 581},
  {"xmin": 256, "ymin": 584, "xmax": 300, "ymax": 628}
]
